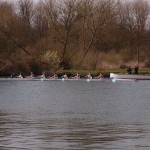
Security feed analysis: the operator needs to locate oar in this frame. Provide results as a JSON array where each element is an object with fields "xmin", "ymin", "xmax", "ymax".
[{"xmin": 112, "ymin": 78, "xmax": 116, "ymax": 83}]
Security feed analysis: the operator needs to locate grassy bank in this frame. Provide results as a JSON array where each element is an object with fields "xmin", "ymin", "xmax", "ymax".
[
  {"xmin": 1, "ymin": 68, "xmax": 150, "ymax": 77},
  {"xmin": 61, "ymin": 68, "xmax": 150, "ymax": 77}
]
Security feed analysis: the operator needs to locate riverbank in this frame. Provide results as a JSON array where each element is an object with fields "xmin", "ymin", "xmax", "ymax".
[
  {"xmin": 1, "ymin": 68, "xmax": 150, "ymax": 78},
  {"xmin": 58, "ymin": 68, "xmax": 150, "ymax": 77}
]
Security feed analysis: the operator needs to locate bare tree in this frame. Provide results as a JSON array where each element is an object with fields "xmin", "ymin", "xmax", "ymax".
[
  {"xmin": 17, "ymin": 0, "xmax": 34, "ymax": 27},
  {"xmin": 57, "ymin": 0, "xmax": 82, "ymax": 65},
  {"xmin": 34, "ymin": 1, "xmax": 49, "ymax": 39},
  {"xmin": 0, "ymin": 1, "xmax": 14, "ymax": 54},
  {"xmin": 132, "ymin": 0, "xmax": 149, "ymax": 64},
  {"xmin": 78, "ymin": 0, "xmax": 117, "ymax": 66}
]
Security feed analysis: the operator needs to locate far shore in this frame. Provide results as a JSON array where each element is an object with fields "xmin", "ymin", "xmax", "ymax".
[
  {"xmin": 1, "ymin": 68, "xmax": 150, "ymax": 78},
  {"xmin": 62, "ymin": 68, "xmax": 150, "ymax": 77}
]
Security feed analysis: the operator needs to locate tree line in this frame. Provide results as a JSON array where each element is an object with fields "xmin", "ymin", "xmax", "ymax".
[{"xmin": 0, "ymin": 0, "xmax": 150, "ymax": 75}]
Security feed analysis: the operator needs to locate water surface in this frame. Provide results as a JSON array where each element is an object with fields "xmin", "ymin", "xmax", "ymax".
[{"xmin": 0, "ymin": 79, "xmax": 150, "ymax": 150}]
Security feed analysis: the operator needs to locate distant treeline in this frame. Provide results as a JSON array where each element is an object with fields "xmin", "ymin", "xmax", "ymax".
[{"xmin": 0, "ymin": 0, "xmax": 150, "ymax": 75}]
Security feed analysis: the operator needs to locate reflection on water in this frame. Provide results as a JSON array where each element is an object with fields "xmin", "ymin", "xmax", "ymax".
[{"xmin": 0, "ymin": 80, "xmax": 150, "ymax": 149}]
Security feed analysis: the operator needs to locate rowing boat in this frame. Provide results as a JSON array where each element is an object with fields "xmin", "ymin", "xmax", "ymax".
[
  {"xmin": 0, "ymin": 78, "xmax": 104, "ymax": 82},
  {"xmin": 110, "ymin": 73, "xmax": 150, "ymax": 80}
]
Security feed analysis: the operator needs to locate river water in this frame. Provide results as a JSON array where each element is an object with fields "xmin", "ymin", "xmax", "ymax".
[{"xmin": 0, "ymin": 79, "xmax": 150, "ymax": 150}]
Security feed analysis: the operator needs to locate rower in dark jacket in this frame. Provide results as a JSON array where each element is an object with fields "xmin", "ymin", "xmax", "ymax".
[
  {"xmin": 127, "ymin": 67, "xmax": 132, "ymax": 74},
  {"xmin": 134, "ymin": 65, "xmax": 139, "ymax": 74}
]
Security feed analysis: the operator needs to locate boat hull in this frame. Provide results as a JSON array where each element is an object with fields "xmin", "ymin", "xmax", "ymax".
[
  {"xmin": 110, "ymin": 73, "xmax": 150, "ymax": 80},
  {"xmin": 0, "ymin": 78, "xmax": 104, "ymax": 82}
]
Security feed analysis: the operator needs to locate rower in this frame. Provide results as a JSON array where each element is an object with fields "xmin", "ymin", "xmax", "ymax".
[
  {"xmin": 17, "ymin": 73, "xmax": 23, "ymax": 78},
  {"xmin": 127, "ymin": 67, "xmax": 132, "ymax": 74},
  {"xmin": 85, "ymin": 73, "xmax": 92, "ymax": 79},
  {"xmin": 73, "ymin": 73, "xmax": 80, "ymax": 79},
  {"xmin": 96, "ymin": 73, "xmax": 103, "ymax": 79},
  {"xmin": 40, "ymin": 72, "xmax": 46, "ymax": 78},
  {"xmin": 29, "ymin": 72, "xmax": 35, "ymax": 78},
  {"xmin": 134, "ymin": 65, "xmax": 139, "ymax": 74},
  {"xmin": 10, "ymin": 72, "xmax": 15, "ymax": 78},
  {"xmin": 63, "ymin": 73, "xmax": 68, "ymax": 79},
  {"xmin": 51, "ymin": 73, "xmax": 58, "ymax": 79}
]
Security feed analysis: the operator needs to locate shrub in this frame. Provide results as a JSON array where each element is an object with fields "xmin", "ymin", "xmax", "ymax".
[{"xmin": 41, "ymin": 51, "xmax": 61, "ymax": 71}]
